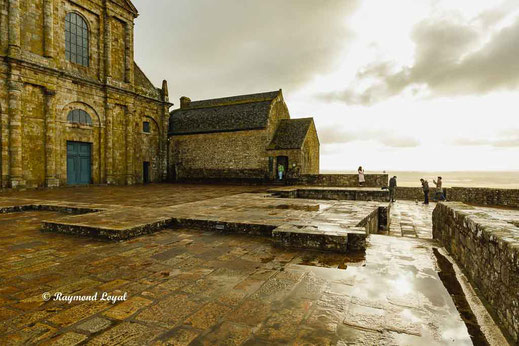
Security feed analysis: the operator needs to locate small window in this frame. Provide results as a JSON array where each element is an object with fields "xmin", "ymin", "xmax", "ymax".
[
  {"xmin": 67, "ymin": 109, "xmax": 92, "ymax": 125},
  {"xmin": 143, "ymin": 121, "xmax": 150, "ymax": 133},
  {"xmin": 65, "ymin": 12, "xmax": 89, "ymax": 67}
]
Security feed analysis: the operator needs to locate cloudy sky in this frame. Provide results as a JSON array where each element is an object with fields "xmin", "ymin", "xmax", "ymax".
[{"xmin": 132, "ymin": 0, "xmax": 519, "ymax": 172}]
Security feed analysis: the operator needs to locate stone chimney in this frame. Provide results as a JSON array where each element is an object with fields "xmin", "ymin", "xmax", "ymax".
[
  {"xmin": 180, "ymin": 96, "xmax": 191, "ymax": 109},
  {"xmin": 161, "ymin": 80, "xmax": 169, "ymax": 102}
]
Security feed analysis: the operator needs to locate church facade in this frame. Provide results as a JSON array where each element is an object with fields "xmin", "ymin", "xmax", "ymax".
[
  {"xmin": 168, "ymin": 90, "xmax": 320, "ymax": 182},
  {"xmin": 0, "ymin": 0, "xmax": 171, "ymax": 188}
]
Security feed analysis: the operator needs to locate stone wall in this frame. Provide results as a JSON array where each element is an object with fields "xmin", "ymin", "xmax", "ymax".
[
  {"xmin": 448, "ymin": 187, "xmax": 519, "ymax": 208},
  {"xmin": 301, "ymin": 122, "xmax": 319, "ymax": 174},
  {"xmin": 169, "ymin": 129, "xmax": 269, "ymax": 181},
  {"xmin": 393, "ymin": 186, "xmax": 445, "ymax": 201},
  {"xmin": 0, "ymin": 0, "xmax": 170, "ymax": 188},
  {"xmin": 432, "ymin": 202, "xmax": 519, "ymax": 343},
  {"xmin": 394, "ymin": 186, "xmax": 519, "ymax": 208},
  {"xmin": 292, "ymin": 174, "xmax": 388, "ymax": 188}
]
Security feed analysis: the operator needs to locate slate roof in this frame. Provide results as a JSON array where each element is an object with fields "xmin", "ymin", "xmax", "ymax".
[
  {"xmin": 168, "ymin": 90, "xmax": 281, "ymax": 135},
  {"xmin": 267, "ymin": 118, "xmax": 314, "ymax": 150}
]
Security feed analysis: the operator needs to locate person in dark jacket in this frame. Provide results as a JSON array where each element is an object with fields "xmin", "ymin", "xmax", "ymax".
[
  {"xmin": 389, "ymin": 176, "xmax": 397, "ymax": 202},
  {"xmin": 420, "ymin": 178, "xmax": 429, "ymax": 204}
]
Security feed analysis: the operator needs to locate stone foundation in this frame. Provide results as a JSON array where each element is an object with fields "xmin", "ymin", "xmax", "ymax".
[{"xmin": 432, "ymin": 202, "xmax": 519, "ymax": 343}]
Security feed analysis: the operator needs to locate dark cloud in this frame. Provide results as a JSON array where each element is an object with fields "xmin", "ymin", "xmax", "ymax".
[
  {"xmin": 453, "ymin": 130, "xmax": 519, "ymax": 147},
  {"xmin": 132, "ymin": 0, "xmax": 359, "ymax": 103},
  {"xmin": 322, "ymin": 4, "xmax": 519, "ymax": 105},
  {"xmin": 319, "ymin": 127, "xmax": 420, "ymax": 148}
]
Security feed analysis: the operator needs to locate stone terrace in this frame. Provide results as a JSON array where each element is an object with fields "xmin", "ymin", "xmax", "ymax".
[
  {"xmin": 0, "ymin": 184, "xmax": 507, "ymax": 345},
  {"xmin": 0, "ymin": 185, "xmax": 389, "ymax": 252}
]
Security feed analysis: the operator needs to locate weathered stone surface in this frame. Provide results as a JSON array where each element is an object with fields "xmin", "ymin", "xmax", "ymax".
[
  {"xmin": 0, "ymin": 184, "xmax": 507, "ymax": 344},
  {"xmin": 270, "ymin": 186, "xmax": 390, "ymax": 202},
  {"xmin": 433, "ymin": 202, "xmax": 519, "ymax": 343},
  {"xmin": 0, "ymin": 0, "xmax": 170, "ymax": 189},
  {"xmin": 390, "ymin": 186, "xmax": 519, "ymax": 208},
  {"xmin": 76, "ymin": 317, "xmax": 112, "ymax": 334},
  {"xmin": 292, "ymin": 173, "xmax": 388, "ymax": 188}
]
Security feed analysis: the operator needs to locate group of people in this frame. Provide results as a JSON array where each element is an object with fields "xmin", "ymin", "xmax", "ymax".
[
  {"xmin": 420, "ymin": 176, "xmax": 445, "ymax": 204},
  {"xmin": 358, "ymin": 167, "xmax": 446, "ymax": 204}
]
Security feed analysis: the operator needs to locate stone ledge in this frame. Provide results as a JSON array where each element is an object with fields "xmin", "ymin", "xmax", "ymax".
[{"xmin": 433, "ymin": 202, "xmax": 519, "ymax": 343}]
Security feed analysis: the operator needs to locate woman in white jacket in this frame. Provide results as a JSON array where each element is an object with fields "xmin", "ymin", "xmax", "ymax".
[{"xmin": 358, "ymin": 166, "xmax": 365, "ymax": 186}]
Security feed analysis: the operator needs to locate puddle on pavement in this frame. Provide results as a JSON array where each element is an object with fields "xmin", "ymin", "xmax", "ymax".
[
  {"xmin": 433, "ymin": 248, "xmax": 489, "ymax": 346},
  {"xmin": 267, "ymin": 204, "xmax": 320, "ymax": 212},
  {"xmin": 296, "ymin": 251, "xmax": 366, "ymax": 269}
]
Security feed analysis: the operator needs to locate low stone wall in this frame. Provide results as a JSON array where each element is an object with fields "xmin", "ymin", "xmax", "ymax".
[
  {"xmin": 394, "ymin": 186, "xmax": 518, "ymax": 208},
  {"xmin": 448, "ymin": 187, "xmax": 519, "ymax": 208},
  {"xmin": 291, "ymin": 174, "xmax": 388, "ymax": 188},
  {"xmin": 432, "ymin": 202, "xmax": 519, "ymax": 343},
  {"xmin": 394, "ymin": 187, "xmax": 445, "ymax": 201}
]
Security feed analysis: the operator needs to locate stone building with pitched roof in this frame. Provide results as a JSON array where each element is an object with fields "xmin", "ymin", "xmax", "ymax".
[
  {"xmin": 168, "ymin": 90, "xmax": 320, "ymax": 181},
  {"xmin": 0, "ymin": 0, "xmax": 171, "ymax": 188}
]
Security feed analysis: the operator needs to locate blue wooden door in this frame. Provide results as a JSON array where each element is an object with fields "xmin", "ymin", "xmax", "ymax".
[{"xmin": 67, "ymin": 141, "xmax": 91, "ymax": 185}]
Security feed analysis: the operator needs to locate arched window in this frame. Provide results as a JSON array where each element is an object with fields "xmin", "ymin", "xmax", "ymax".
[
  {"xmin": 67, "ymin": 109, "xmax": 92, "ymax": 125},
  {"xmin": 65, "ymin": 12, "xmax": 89, "ymax": 67}
]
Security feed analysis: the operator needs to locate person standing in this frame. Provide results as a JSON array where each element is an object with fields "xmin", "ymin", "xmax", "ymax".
[
  {"xmin": 433, "ymin": 176, "xmax": 445, "ymax": 201},
  {"xmin": 389, "ymin": 176, "xmax": 397, "ymax": 202},
  {"xmin": 358, "ymin": 166, "xmax": 365, "ymax": 186},
  {"xmin": 420, "ymin": 178, "xmax": 429, "ymax": 205},
  {"xmin": 278, "ymin": 164, "xmax": 285, "ymax": 180}
]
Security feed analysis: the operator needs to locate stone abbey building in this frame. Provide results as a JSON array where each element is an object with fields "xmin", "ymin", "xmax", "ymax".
[
  {"xmin": 0, "ymin": 0, "xmax": 171, "ymax": 188},
  {"xmin": 168, "ymin": 90, "xmax": 320, "ymax": 182},
  {"xmin": 0, "ymin": 1, "xmax": 320, "ymax": 188}
]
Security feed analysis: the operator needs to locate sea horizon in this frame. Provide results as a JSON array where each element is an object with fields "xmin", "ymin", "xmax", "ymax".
[{"xmin": 321, "ymin": 170, "xmax": 519, "ymax": 189}]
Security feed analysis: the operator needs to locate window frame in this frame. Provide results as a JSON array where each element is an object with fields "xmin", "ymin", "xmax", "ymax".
[
  {"xmin": 67, "ymin": 109, "xmax": 93, "ymax": 126},
  {"xmin": 65, "ymin": 12, "xmax": 90, "ymax": 67},
  {"xmin": 143, "ymin": 121, "xmax": 151, "ymax": 134}
]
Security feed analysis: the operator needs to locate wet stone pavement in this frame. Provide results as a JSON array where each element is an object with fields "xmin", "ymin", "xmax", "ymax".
[{"xmin": 0, "ymin": 185, "xmax": 495, "ymax": 345}]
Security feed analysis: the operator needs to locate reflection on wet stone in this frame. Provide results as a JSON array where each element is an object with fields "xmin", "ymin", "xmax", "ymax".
[{"xmin": 0, "ymin": 185, "xmax": 507, "ymax": 344}]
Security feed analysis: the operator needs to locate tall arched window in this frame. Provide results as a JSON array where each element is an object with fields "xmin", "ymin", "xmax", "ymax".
[
  {"xmin": 67, "ymin": 109, "xmax": 92, "ymax": 125},
  {"xmin": 65, "ymin": 12, "xmax": 89, "ymax": 67}
]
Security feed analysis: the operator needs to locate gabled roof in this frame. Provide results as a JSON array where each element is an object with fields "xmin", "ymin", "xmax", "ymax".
[
  {"xmin": 168, "ymin": 90, "xmax": 281, "ymax": 136},
  {"xmin": 267, "ymin": 118, "xmax": 314, "ymax": 150},
  {"xmin": 134, "ymin": 62, "xmax": 156, "ymax": 91},
  {"xmin": 111, "ymin": 0, "xmax": 138, "ymax": 17}
]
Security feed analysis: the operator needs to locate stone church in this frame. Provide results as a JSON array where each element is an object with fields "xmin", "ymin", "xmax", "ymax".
[
  {"xmin": 168, "ymin": 90, "xmax": 320, "ymax": 182},
  {"xmin": 0, "ymin": 0, "xmax": 171, "ymax": 188}
]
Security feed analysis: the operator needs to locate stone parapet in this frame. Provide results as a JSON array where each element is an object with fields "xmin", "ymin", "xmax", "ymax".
[
  {"xmin": 291, "ymin": 174, "xmax": 388, "ymax": 188},
  {"xmin": 432, "ymin": 202, "xmax": 519, "ymax": 343},
  {"xmin": 393, "ymin": 186, "xmax": 519, "ymax": 208},
  {"xmin": 448, "ymin": 187, "xmax": 519, "ymax": 208}
]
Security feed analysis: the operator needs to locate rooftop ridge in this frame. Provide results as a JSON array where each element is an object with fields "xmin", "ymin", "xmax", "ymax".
[{"xmin": 184, "ymin": 90, "xmax": 280, "ymax": 110}]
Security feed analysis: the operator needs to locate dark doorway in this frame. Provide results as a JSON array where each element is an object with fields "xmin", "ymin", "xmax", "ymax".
[
  {"xmin": 276, "ymin": 156, "xmax": 288, "ymax": 181},
  {"xmin": 143, "ymin": 162, "xmax": 150, "ymax": 183},
  {"xmin": 67, "ymin": 141, "xmax": 92, "ymax": 185}
]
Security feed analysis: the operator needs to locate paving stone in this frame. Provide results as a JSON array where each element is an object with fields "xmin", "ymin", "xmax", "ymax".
[
  {"xmin": 184, "ymin": 302, "xmax": 232, "ymax": 330},
  {"xmin": 76, "ymin": 317, "xmax": 112, "ymax": 334},
  {"xmin": 102, "ymin": 296, "xmax": 153, "ymax": 320},
  {"xmin": 88, "ymin": 321, "xmax": 165, "ymax": 345},
  {"xmin": 48, "ymin": 302, "xmax": 111, "ymax": 327},
  {"xmin": 135, "ymin": 294, "xmax": 202, "ymax": 328},
  {"xmin": 197, "ymin": 321, "xmax": 252, "ymax": 345},
  {"xmin": 155, "ymin": 326, "xmax": 200, "ymax": 346},
  {"xmin": 41, "ymin": 332, "xmax": 88, "ymax": 346},
  {"xmin": 0, "ymin": 185, "xmax": 499, "ymax": 344}
]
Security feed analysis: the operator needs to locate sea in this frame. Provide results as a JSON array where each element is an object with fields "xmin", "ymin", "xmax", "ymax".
[{"xmin": 321, "ymin": 171, "xmax": 519, "ymax": 189}]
